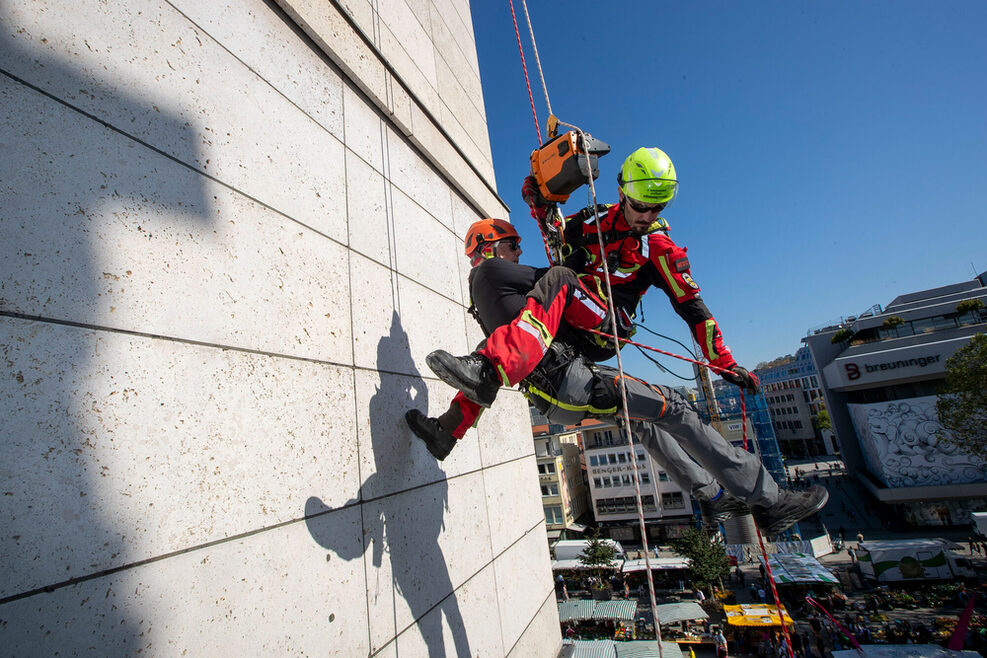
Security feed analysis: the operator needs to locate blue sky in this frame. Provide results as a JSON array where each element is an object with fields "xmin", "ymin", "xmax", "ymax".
[{"xmin": 471, "ymin": 1, "xmax": 987, "ymax": 386}]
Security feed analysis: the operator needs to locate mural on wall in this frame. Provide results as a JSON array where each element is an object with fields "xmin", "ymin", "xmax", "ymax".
[{"xmin": 849, "ymin": 395, "xmax": 987, "ymax": 488}]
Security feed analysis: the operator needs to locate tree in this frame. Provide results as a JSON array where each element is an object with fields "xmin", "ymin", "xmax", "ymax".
[
  {"xmin": 936, "ymin": 333, "xmax": 987, "ymax": 458},
  {"xmin": 830, "ymin": 328, "xmax": 853, "ymax": 344},
  {"xmin": 670, "ymin": 527, "xmax": 730, "ymax": 595},
  {"xmin": 579, "ymin": 528, "xmax": 618, "ymax": 584},
  {"xmin": 812, "ymin": 409, "xmax": 832, "ymax": 432},
  {"xmin": 882, "ymin": 315, "xmax": 905, "ymax": 329}
]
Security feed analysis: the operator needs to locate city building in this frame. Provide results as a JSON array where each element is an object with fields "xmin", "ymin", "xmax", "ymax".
[
  {"xmin": 804, "ymin": 272, "xmax": 987, "ymax": 527},
  {"xmin": 533, "ymin": 423, "xmax": 589, "ymax": 541},
  {"xmin": 756, "ymin": 346, "xmax": 836, "ymax": 457},
  {"xmin": 580, "ymin": 420, "xmax": 697, "ymax": 544}
]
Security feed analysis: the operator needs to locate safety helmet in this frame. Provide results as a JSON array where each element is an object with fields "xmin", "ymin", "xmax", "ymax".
[
  {"xmin": 617, "ymin": 147, "xmax": 678, "ymax": 207},
  {"xmin": 464, "ymin": 218, "xmax": 521, "ymax": 260}
]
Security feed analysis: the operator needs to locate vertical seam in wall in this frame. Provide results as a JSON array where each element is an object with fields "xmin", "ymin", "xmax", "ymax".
[
  {"xmin": 480, "ymin": 459, "xmax": 507, "ymax": 656},
  {"xmin": 341, "ymin": 85, "xmax": 372, "ymax": 654}
]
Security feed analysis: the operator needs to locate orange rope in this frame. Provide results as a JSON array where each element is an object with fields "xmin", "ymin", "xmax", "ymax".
[{"xmin": 508, "ymin": 0, "xmax": 541, "ymax": 145}]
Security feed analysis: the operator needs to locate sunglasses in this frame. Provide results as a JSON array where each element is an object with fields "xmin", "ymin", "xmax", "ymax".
[
  {"xmin": 499, "ymin": 238, "xmax": 520, "ymax": 251},
  {"xmin": 626, "ymin": 199, "xmax": 666, "ymax": 214}
]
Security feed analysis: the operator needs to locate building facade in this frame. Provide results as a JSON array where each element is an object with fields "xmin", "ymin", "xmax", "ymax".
[
  {"xmin": 534, "ymin": 427, "xmax": 589, "ymax": 541},
  {"xmin": 581, "ymin": 422, "xmax": 697, "ymax": 543},
  {"xmin": 804, "ymin": 272, "xmax": 987, "ymax": 527},
  {"xmin": 757, "ymin": 346, "xmax": 836, "ymax": 457}
]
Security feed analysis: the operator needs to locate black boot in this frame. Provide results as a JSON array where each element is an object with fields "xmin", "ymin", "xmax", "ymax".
[
  {"xmin": 406, "ymin": 409, "xmax": 457, "ymax": 460},
  {"xmin": 699, "ymin": 490, "xmax": 751, "ymax": 525},
  {"xmin": 752, "ymin": 485, "xmax": 829, "ymax": 536},
  {"xmin": 425, "ymin": 350, "xmax": 500, "ymax": 408}
]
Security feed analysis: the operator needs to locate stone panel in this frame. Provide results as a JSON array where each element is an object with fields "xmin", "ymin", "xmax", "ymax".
[
  {"xmin": 477, "ymin": 388, "xmax": 537, "ymax": 467},
  {"xmin": 482, "ymin": 459, "xmax": 546, "ymax": 557},
  {"xmin": 0, "ymin": 0, "xmax": 348, "ymax": 242},
  {"xmin": 0, "ymin": 317, "xmax": 358, "ymax": 597},
  {"xmin": 493, "ymin": 522, "xmax": 557, "ymax": 652},
  {"xmin": 0, "ymin": 77, "xmax": 352, "ymax": 363},
  {"xmin": 385, "ymin": 125, "xmax": 455, "ymax": 230},
  {"xmin": 169, "ymin": 0, "xmax": 345, "ymax": 140},
  {"xmin": 391, "ymin": 185, "xmax": 462, "ymax": 303},
  {"xmin": 429, "ymin": 0, "xmax": 484, "ymax": 116},
  {"xmin": 346, "ymin": 148, "xmax": 394, "ymax": 266},
  {"xmin": 362, "ymin": 472, "xmax": 492, "ymax": 654},
  {"xmin": 353, "ymin": 368, "xmax": 481, "ymax": 501},
  {"xmin": 0, "ymin": 507, "xmax": 367, "ymax": 655},
  {"xmin": 343, "ymin": 81, "xmax": 388, "ymax": 173},
  {"xmin": 377, "ymin": 0, "xmax": 437, "ymax": 90},
  {"xmin": 506, "ymin": 591, "xmax": 564, "ymax": 658},
  {"xmin": 394, "ymin": 563, "xmax": 505, "ymax": 657}
]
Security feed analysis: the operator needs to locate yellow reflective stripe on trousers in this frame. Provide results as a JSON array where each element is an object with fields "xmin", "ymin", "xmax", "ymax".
[
  {"xmin": 520, "ymin": 309, "xmax": 553, "ymax": 344},
  {"xmin": 704, "ymin": 319, "xmax": 719, "ymax": 360},
  {"xmin": 657, "ymin": 255, "xmax": 686, "ymax": 298},
  {"xmin": 525, "ymin": 385, "xmax": 617, "ymax": 415}
]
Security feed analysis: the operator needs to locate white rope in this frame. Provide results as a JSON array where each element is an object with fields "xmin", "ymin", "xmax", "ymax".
[
  {"xmin": 519, "ymin": 0, "xmax": 553, "ymax": 120},
  {"xmin": 560, "ymin": 119, "xmax": 664, "ymax": 657}
]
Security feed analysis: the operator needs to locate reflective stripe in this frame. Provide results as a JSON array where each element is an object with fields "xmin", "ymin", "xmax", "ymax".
[
  {"xmin": 657, "ymin": 254, "xmax": 686, "ymax": 298},
  {"xmin": 525, "ymin": 385, "xmax": 617, "ymax": 415},
  {"xmin": 573, "ymin": 288, "xmax": 607, "ymax": 322},
  {"xmin": 520, "ymin": 309, "xmax": 553, "ymax": 345},
  {"xmin": 495, "ymin": 363, "xmax": 511, "ymax": 386},
  {"xmin": 471, "ymin": 408, "xmax": 484, "ymax": 428},
  {"xmin": 704, "ymin": 319, "xmax": 719, "ymax": 360},
  {"xmin": 641, "ymin": 237, "xmax": 650, "ymax": 260}
]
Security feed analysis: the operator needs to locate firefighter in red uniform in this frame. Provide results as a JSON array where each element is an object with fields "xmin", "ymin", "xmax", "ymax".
[{"xmin": 408, "ymin": 147, "xmax": 828, "ymax": 535}]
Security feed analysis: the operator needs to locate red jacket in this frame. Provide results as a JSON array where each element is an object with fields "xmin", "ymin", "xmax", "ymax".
[{"xmin": 557, "ymin": 203, "xmax": 738, "ymax": 370}]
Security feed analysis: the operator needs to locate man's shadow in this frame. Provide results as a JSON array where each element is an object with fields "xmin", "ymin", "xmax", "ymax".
[{"xmin": 306, "ymin": 312, "xmax": 471, "ymax": 655}]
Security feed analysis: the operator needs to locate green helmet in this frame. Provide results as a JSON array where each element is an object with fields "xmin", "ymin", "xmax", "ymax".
[{"xmin": 618, "ymin": 147, "xmax": 678, "ymax": 207}]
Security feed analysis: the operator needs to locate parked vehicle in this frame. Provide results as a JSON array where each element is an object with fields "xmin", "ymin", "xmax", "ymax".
[{"xmin": 856, "ymin": 538, "xmax": 974, "ymax": 582}]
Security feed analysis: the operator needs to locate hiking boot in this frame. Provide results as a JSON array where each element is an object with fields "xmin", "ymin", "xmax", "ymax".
[
  {"xmin": 406, "ymin": 409, "xmax": 457, "ymax": 460},
  {"xmin": 753, "ymin": 485, "xmax": 829, "ymax": 536},
  {"xmin": 425, "ymin": 350, "xmax": 500, "ymax": 408},
  {"xmin": 699, "ymin": 491, "xmax": 751, "ymax": 525}
]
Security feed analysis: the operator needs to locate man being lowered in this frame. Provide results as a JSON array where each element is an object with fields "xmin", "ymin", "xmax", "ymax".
[{"xmin": 408, "ymin": 147, "xmax": 828, "ymax": 535}]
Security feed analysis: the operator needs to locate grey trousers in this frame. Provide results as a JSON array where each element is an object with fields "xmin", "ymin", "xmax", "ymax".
[{"xmin": 605, "ymin": 367, "xmax": 780, "ymax": 508}]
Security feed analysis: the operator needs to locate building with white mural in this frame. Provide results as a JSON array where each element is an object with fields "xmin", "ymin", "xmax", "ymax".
[{"xmin": 804, "ymin": 272, "xmax": 987, "ymax": 527}]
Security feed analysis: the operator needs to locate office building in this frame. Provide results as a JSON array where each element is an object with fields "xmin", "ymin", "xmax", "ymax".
[{"xmin": 804, "ymin": 272, "xmax": 987, "ymax": 526}]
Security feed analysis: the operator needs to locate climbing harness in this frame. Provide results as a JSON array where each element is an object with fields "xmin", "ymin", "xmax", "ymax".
[{"xmin": 509, "ymin": 3, "xmax": 794, "ymax": 655}]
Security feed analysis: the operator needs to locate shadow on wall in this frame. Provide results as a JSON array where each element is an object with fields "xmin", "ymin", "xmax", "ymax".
[
  {"xmin": 306, "ymin": 311, "xmax": 471, "ymax": 656},
  {"xmin": 0, "ymin": 17, "xmax": 211, "ymax": 652}
]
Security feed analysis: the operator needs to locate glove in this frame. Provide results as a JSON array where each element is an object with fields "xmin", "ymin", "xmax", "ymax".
[
  {"xmin": 720, "ymin": 365, "xmax": 760, "ymax": 394},
  {"xmin": 521, "ymin": 175, "xmax": 549, "ymax": 209}
]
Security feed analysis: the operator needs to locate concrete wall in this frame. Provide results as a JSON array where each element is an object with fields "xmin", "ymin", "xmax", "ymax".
[{"xmin": 0, "ymin": 1, "xmax": 560, "ymax": 655}]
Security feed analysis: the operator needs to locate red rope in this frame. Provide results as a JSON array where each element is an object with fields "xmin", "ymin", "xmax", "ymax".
[
  {"xmin": 508, "ymin": 0, "xmax": 542, "ymax": 145},
  {"xmin": 756, "ymin": 527, "xmax": 796, "ymax": 658}
]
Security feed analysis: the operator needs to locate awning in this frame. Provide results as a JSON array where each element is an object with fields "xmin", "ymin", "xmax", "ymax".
[
  {"xmin": 831, "ymin": 646, "xmax": 980, "ymax": 658},
  {"xmin": 622, "ymin": 557, "xmax": 690, "ymax": 573},
  {"xmin": 723, "ymin": 604, "xmax": 794, "ymax": 627},
  {"xmin": 558, "ymin": 600, "xmax": 597, "ymax": 622},
  {"xmin": 568, "ymin": 522, "xmax": 589, "ymax": 533},
  {"xmin": 566, "ymin": 640, "xmax": 685, "ymax": 658},
  {"xmin": 593, "ymin": 599, "xmax": 638, "ymax": 621},
  {"xmin": 547, "ymin": 529, "xmax": 563, "ymax": 540},
  {"xmin": 654, "ymin": 602, "xmax": 709, "ymax": 625},
  {"xmin": 558, "ymin": 599, "xmax": 637, "ymax": 622},
  {"xmin": 763, "ymin": 552, "xmax": 839, "ymax": 584}
]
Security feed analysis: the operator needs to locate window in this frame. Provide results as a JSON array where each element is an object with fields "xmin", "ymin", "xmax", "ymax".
[
  {"xmin": 658, "ymin": 471, "xmax": 669, "ymax": 482},
  {"xmin": 637, "ymin": 452, "xmax": 646, "ymax": 462},
  {"xmin": 622, "ymin": 474, "xmax": 632, "ymax": 487},
  {"xmin": 541, "ymin": 484, "xmax": 559, "ymax": 496},
  {"xmin": 545, "ymin": 506, "xmax": 563, "ymax": 524},
  {"xmin": 593, "ymin": 477, "xmax": 603, "ymax": 488},
  {"xmin": 608, "ymin": 454, "xmax": 617, "ymax": 465},
  {"xmin": 661, "ymin": 492, "xmax": 685, "ymax": 509},
  {"xmin": 618, "ymin": 452, "xmax": 627, "ymax": 463},
  {"xmin": 538, "ymin": 463, "xmax": 556, "ymax": 475},
  {"xmin": 589, "ymin": 455, "xmax": 599, "ymax": 467},
  {"xmin": 641, "ymin": 472, "xmax": 651, "ymax": 484}
]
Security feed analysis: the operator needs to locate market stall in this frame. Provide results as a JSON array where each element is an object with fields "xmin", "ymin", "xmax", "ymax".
[{"xmin": 723, "ymin": 604, "xmax": 794, "ymax": 628}]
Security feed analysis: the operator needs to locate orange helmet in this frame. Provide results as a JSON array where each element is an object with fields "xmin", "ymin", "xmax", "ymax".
[{"xmin": 463, "ymin": 218, "xmax": 521, "ymax": 259}]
